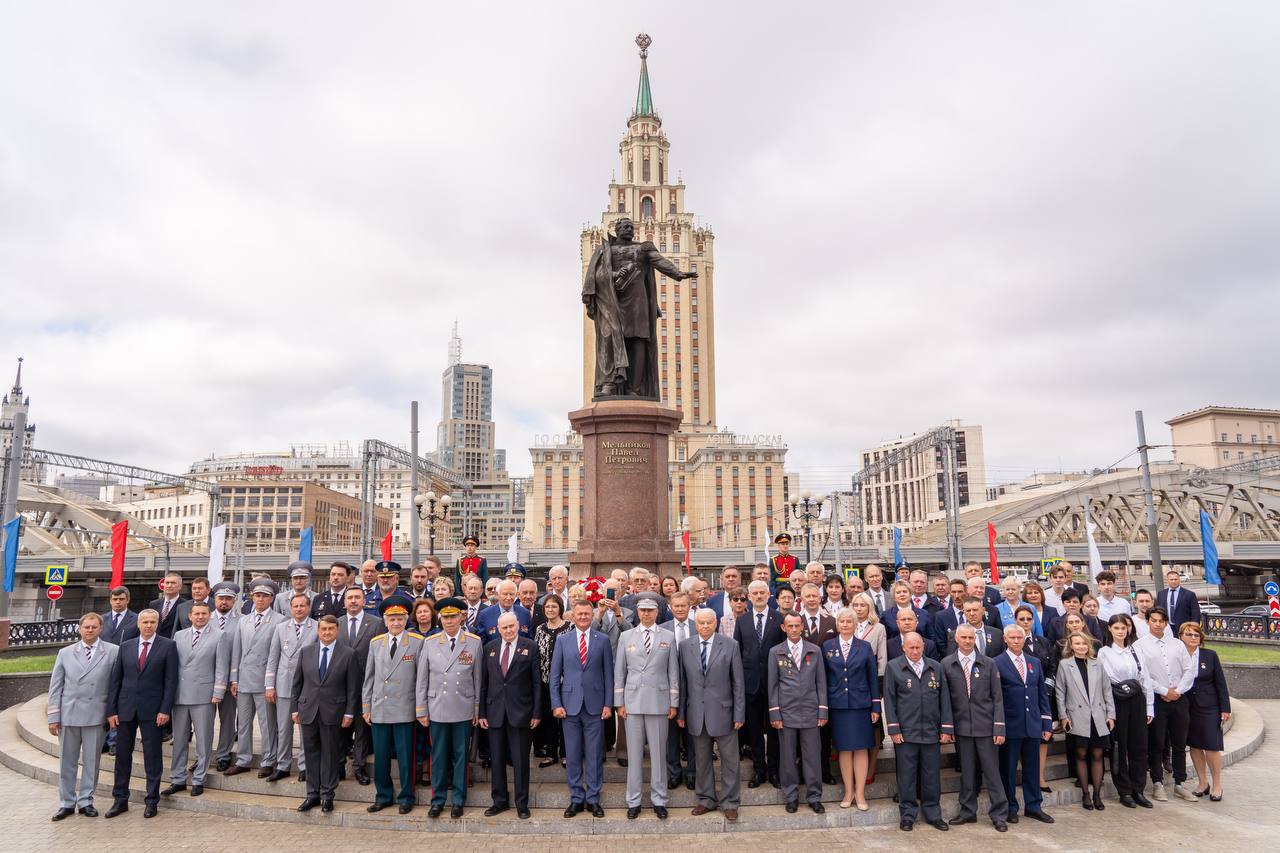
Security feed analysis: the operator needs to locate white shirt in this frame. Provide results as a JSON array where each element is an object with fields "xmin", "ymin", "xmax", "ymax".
[
  {"xmin": 958, "ymin": 651, "xmax": 975, "ymax": 675},
  {"xmin": 576, "ymin": 628, "xmax": 592, "ymax": 648},
  {"xmin": 1132, "ymin": 613, "xmax": 1151, "ymax": 639},
  {"xmin": 672, "ymin": 620, "xmax": 692, "ymax": 644},
  {"xmin": 1043, "ymin": 587, "xmax": 1067, "ymax": 613},
  {"xmin": 907, "ymin": 657, "xmax": 924, "ymax": 678},
  {"xmin": 1098, "ymin": 644, "xmax": 1155, "ymax": 715},
  {"xmin": 1096, "ymin": 594, "xmax": 1133, "ymax": 621},
  {"xmin": 1135, "ymin": 632, "xmax": 1194, "ymax": 697},
  {"xmin": 787, "ymin": 640, "xmax": 804, "ymax": 662},
  {"xmin": 346, "ymin": 612, "xmax": 364, "ymax": 635},
  {"xmin": 868, "ymin": 588, "xmax": 888, "ymax": 611},
  {"xmin": 1005, "ymin": 650, "xmax": 1028, "ymax": 680},
  {"xmin": 500, "ymin": 639, "xmax": 515, "ymax": 662}
]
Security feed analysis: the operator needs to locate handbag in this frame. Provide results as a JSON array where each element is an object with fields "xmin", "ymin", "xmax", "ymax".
[{"xmin": 1112, "ymin": 648, "xmax": 1144, "ymax": 701}]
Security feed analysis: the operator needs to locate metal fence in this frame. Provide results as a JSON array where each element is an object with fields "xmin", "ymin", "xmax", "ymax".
[
  {"xmin": 1202, "ymin": 613, "xmax": 1280, "ymax": 643},
  {"xmin": 7, "ymin": 620, "xmax": 81, "ymax": 648}
]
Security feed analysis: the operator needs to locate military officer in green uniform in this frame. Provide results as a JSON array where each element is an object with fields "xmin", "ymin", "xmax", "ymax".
[{"xmin": 362, "ymin": 595, "xmax": 426, "ymax": 814}]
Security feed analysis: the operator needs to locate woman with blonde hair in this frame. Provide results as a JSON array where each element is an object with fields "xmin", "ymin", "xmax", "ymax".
[
  {"xmin": 1056, "ymin": 631, "xmax": 1115, "ymax": 810},
  {"xmin": 849, "ymin": 591, "xmax": 887, "ymax": 784}
]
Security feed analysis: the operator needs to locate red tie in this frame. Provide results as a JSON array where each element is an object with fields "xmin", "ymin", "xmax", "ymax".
[
  {"xmin": 578, "ymin": 632, "xmax": 588, "ymax": 667},
  {"xmin": 1015, "ymin": 655, "xmax": 1026, "ymax": 683},
  {"xmin": 138, "ymin": 640, "xmax": 150, "ymax": 671}
]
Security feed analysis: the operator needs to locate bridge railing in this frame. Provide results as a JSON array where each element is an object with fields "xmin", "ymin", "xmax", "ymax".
[
  {"xmin": 1202, "ymin": 613, "xmax": 1280, "ymax": 643},
  {"xmin": 7, "ymin": 620, "xmax": 81, "ymax": 648}
]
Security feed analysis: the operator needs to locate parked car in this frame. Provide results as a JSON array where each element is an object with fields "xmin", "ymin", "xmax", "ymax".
[
  {"xmin": 1236, "ymin": 605, "xmax": 1270, "ymax": 617},
  {"xmin": 1200, "ymin": 601, "xmax": 1221, "ymax": 616}
]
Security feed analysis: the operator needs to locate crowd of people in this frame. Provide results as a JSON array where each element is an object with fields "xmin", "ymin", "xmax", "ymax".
[{"xmin": 45, "ymin": 540, "xmax": 1232, "ymax": 832}]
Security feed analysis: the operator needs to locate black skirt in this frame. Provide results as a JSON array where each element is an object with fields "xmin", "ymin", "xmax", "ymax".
[
  {"xmin": 1067, "ymin": 719, "xmax": 1112, "ymax": 751},
  {"xmin": 1187, "ymin": 705, "xmax": 1225, "ymax": 751}
]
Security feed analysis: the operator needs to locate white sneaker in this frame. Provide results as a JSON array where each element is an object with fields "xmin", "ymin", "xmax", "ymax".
[
  {"xmin": 1174, "ymin": 784, "xmax": 1199, "ymax": 802},
  {"xmin": 1152, "ymin": 782, "xmax": 1169, "ymax": 802}
]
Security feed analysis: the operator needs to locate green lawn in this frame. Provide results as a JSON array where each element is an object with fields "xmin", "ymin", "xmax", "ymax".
[
  {"xmin": 1212, "ymin": 642, "xmax": 1280, "ymax": 665},
  {"xmin": 0, "ymin": 654, "xmax": 56, "ymax": 674}
]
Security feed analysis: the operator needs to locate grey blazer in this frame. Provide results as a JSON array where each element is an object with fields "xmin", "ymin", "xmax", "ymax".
[
  {"xmin": 613, "ymin": 625, "xmax": 679, "ymax": 714},
  {"xmin": 173, "ymin": 626, "xmax": 231, "ymax": 705},
  {"xmin": 1055, "ymin": 656, "xmax": 1116, "ymax": 736},
  {"xmin": 362, "ymin": 630, "xmax": 428, "ymax": 724},
  {"xmin": 229, "ymin": 609, "xmax": 284, "ymax": 692},
  {"xmin": 47, "ymin": 641, "xmax": 119, "ymax": 726},
  {"xmin": 676, "ymin": 632, "xmax": 745, "ymax": 738},
  {"xmin": 265, "ymin": 618, "xmax": 318, "ymax": 698}
]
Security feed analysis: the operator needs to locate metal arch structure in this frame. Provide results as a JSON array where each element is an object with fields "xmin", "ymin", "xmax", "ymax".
[
  {"xmin": 357, "ymin": 439, "xmax": 473, "ymax": 561},
  {"xmin": 851, "ymin": 424, "xmax": 962, "ymax": 572}
]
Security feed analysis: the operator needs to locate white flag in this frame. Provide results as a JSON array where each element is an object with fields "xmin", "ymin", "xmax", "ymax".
[
  {"xmin": 207, "ymin": 524, "xmax": 228, "ymax": 585},
  {"xmin": 506, "ymin": 533, "xmax": 519, "ymax": 566},
  {"xmin": 1085, "ymin": 515, "xmax": 1104, "ymax": 582}
]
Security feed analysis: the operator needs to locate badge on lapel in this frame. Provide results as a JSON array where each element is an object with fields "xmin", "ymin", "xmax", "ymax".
[{"xmin": 519, "ymin": 648, "xmax": 529, "ymax": 656}]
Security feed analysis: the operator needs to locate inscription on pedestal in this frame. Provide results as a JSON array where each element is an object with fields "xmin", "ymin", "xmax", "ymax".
[{"xmin": 601, "ymin": 439, "xmax": 650, "ymax": 473}]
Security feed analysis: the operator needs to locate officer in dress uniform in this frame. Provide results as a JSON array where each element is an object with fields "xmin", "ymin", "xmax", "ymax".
[
  {"xmin": 265, "ymin": 592, "xmax": 317, "ymax": 782},
  {"xmin": 163, "ymin": 600, "xmax": 230, "ymax": 798},
  {"xmin": 362, "ymin": 594, "xmax": 427, "ymax": 814},
  {"xmin": 769, "ymin": 532, "xmax": 799, "ymax": 593},
  {"xmin": 208, "ymin": 583, "xmax": 240, "ymax": 772},
  {"xmin": 882, "ymin": 632, "xmax": 954, "ymax": 832},
  {"xmin": 372, "ymin": 561, "xmax": 412, "ymax": 611},
  {"xmin": 416, "ymin": 596, "xmax": 484, "ymax": 818},
  {"xmin": 226, "ymin": 579, "xmax": 284, "ymax": 777},
  {"xmin": 456, "ymin": 535, "xmax": 489, "ymax": 587}
]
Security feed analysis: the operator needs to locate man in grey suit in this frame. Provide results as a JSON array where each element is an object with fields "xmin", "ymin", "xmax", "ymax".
[
  {"xmin": 48, "ymin": 613, "xmax": 119, "ymax": 820},
  {"xmin": 335, "ymin": 586, "xmax": 382, "ymax": 785},
  {"xmin": 615, "ymin": 597, "xmax": 679, "ymax": 820},
  {"xmin": 162, "ymin": 601, "xmax": 229, "ymax": 798},
  {"xmin": 208, "ymin": 582, "xmax": 240, "ymax": 771},
  {"xmin": 883, "ymin": 632, "xmax": 953, "ymax": 832},
  {"xmin": 768, "ymin": 611, "xmax": 828, "ymax": 814},
  {"xmin": 292, "ymin": 615, "xmax": 359, "ymax": 813},
  {"xmin": 678, "ymin": 608, "xmax": 745, "ymax": 822},
  {"xmin": 274, "ymin": 562, "xmax": 317, "ymax": 615},
  {"xmin": 225, "ymin": 579, "xmax": 284, "ymax": 777},
  {"xmin": 265, "ymin": 592, "xmax": 317, "ymax": 782},
  {"xmin": 942, "ymin": 623, "xmax": 1008, "ymax": 831}
]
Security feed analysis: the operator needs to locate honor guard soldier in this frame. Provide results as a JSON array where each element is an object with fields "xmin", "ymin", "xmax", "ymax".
[
  {"xmin": 362, "ymin": 595, "xmax": 426, "ymax": 814},
  {"xmin": 769, "ymin": 533, "xmax": 798, "ymax": 593},
  {"xmin": 456, "ymin": 535, "xmax": 489, "ymax": 587},
  {"xmin": 416, "ymin": 596, "xmax": 483, "ymax": 818}
]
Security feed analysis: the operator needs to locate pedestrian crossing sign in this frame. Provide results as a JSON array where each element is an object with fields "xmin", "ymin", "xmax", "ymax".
[{"xmin": 44, "ymin": 565, "xmax": 68, "ymax": 585}]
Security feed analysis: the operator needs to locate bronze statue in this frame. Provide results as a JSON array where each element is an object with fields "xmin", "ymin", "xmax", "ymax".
[{"xmin": 582, "ymin": 217, "xmax": 697, "ymax": 399}]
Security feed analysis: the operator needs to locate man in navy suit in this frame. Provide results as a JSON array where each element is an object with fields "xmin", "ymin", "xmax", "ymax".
[
  {"xmin": 475, "ymin": 579, "xmax": 532, "ymax": 642},
  {"xmin": 734, "ymin": 580, "xmax": 785, "ymax": 788},
  {"xmin": 703, "ymin": 565, "xmax": 743, "ymax": 625},
  {"xmin": 149, "ymin": 573, "xmax": 187, "ymax": 639},
  {"xmin": 994, "ymin": 624, "xmax": 1054, "ymax": 824},
  {"xmin": 101, "ymin": 587, "xmax": 139, "ymax": 646},
  {"xmin": 105, "ymin": 609, "xmax": 179, "ymax": 818},
  {"xmin": 551, "ymin": 599, "xmax": 613, "ymax": 818},
  {"xmin": 479, "ymin": 612, "xmax": 543, "ymax": 819},
  {"xmin": 1157, "ymin": 570, "xmax": 1201, "ymax": 633},
  {"xmin": 886, "ymin": 609, "xmax": 939, "ymax": 661}
]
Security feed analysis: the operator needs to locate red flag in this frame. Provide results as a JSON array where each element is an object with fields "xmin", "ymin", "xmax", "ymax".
[
  {"xmin": 380, "ymin": 527, "xmax": 393, "ymax": 562},
  {"xmin": 109, "ymin": 521, "xmax": 129, "ymax": 588},
  {"xmin": 681, "ymin": 530, "xmax": 691, "ymax": 575},
  {"xmin": 987, "ymin": 522, "xmax": 1000, "ymax": 584}
]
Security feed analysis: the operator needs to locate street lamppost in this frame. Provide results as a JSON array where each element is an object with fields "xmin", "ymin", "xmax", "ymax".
[
  {"xmin": 413, "ymin": 491, "xmax": 451, "ymax": 556},
  {"xmin": 788, "ymin": 490, "xmax": 825, "ymax": 564}
]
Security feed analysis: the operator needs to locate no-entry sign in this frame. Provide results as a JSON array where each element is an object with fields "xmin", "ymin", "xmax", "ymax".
[{"xmin": 46, "ymin": 585, "xmax": 64, "ymax": 601}]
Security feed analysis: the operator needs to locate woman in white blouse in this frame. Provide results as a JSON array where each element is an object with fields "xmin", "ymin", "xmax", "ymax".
[
  {"xmin": 849, "ymin": 592, "xmax": 887, "ymax": 784},
  {"xmin": 1099, "ymin": 614, "xmax": 1155, "ymax": 809}
]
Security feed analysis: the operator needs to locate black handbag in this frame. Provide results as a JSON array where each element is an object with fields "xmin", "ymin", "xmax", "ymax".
[{"xmin": 1112, "ymin": 649, "xmax": 1144, "ymax": 701}]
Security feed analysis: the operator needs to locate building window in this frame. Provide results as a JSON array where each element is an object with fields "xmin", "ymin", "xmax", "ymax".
[
  {"xmin": 641, "ymin": 196, "xmax": 655, "ymax": 219},
  {"xmin": 642, "ymin": 158, "xmax": 650, "ymax": 182},
  {"xmin": 1221, "ymin": 432, "xmax": 1228, "ymax": 442},
  {"xmin": 669, "ymin": 196, "xmax": 676, "ymax": 213}
]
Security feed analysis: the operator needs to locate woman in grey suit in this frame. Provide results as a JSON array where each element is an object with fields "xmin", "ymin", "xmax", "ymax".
[{"xmin": 1055, "ymin": 631, "xmax": 1115, "ymax": 810}]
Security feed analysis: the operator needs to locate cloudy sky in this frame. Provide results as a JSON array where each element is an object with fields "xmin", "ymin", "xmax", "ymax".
[{"xmin": 2, "ymin": 1, "xmax": 1276, "ymax": 491}]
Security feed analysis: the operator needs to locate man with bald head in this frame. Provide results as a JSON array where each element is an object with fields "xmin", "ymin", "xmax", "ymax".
[
  {"xmin": 887, "ymin": 608, "xmax": 938, "ymax": 661},
  {"xmin": 941, "ymin": 623, "xmax": 1008, "ymax": 831},
  {"xmin": 479, "ymin": 612, "xmax": 542, "ymax": 818},
  {"xmin": 882, "ymin": 631, "xmax": 952, "ymax": 832},
  {"xmin": 476, "ymin": 579, "xmax": 532, "ymax": 642}
]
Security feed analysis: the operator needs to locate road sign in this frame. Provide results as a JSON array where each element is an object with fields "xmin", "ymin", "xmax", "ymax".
[
  {"xmin": 46, "ymin": 585, "xmax": 64, "ymax": 601},
  {"xmin": 1269, "ymin": 596, "xmax": 1280, "ymax": 618},
  {"xmin": 44, "ymin": 565, "xmax": 68, "ymax": 585},
  {"xmin": 1265, "ymin": 581, "xmax": 1279, "ymax": 597}
]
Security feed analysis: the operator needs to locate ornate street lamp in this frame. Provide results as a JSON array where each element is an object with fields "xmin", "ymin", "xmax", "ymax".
[
  {"xmin": 788, "ymin": 489, "xmax": 825, "ymax": 564},
  {"xmin": 413, "ymin": 491, "xmax": 451, "ymax": 556}
]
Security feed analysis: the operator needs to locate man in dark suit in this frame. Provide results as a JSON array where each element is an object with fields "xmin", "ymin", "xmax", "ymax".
[
  {"xmin": 734, "ymin": 580, "xmax": 784, "ymax": 788},
  {"xmin": 334, "ymin": 587, "xmax": 382, "ymax": 785},
  {"xmin": 551, "ymin": 599, "xmax": 614, "ymax": 818},
  {"xmin": 292, "ymin": 615, "xmax": 359, "ymax": 813},
  {"xmin": 932, "ymin": 586, "xmax": 968, "ymax": 649},
  {"xmin": 174, "ymin": 578, "xmax": 212, "ymax": 631},
  {"xmin": 797, "ymin": 582, "xmax": 838, "ymax": 784},
  {"xmin": 995, "ymin": 625, "xmax": 1054, "ymax": 824},
  {"xmin": 102, "ymin": 587, "xmax": 139, "ymax": 646},
  {"xmin": 942, "ymin": 624, "xmax": 1009, "ymax": 831},
  {"xmin": 479, "ymin": 611, "xmax": 543, "ymax": 819},
  {"xmin": 475, "ymin": 579, "xmax": 533, "ymax": 641},
  {"xmin": 886, "ymin": 609, "xmax": 939, "ymax": 661},
  {"xmin": 310, "ymin": 562, "xmax": 353, "ymax": 620},
  {"xmin": 1157, "ymin": 570, "xmax": 1202, "ymax": 632},
  {"xmin": 1045, "ymin": 589, "xmax": 1104, "ymax": 646},
  {"xmin": 942, "ymin": 599, "xmax": 1006, "ymax": 658},
  {"xmin": 149, "ymin": 573, "xmax": 187, "ymax": 640},
  {"xmin": 105, "ymin": 608, "xmax": 179, "ymax": 818},
  {"xmin": 882, "ymin": 632, "xmax": 953, "ymax": 832},
  {"xmin": 963, "ymin": 562, "xmax": 1004, "ymax": 609}
]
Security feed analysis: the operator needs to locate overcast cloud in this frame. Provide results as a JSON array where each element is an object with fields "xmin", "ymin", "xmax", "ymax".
[{"xmin": 2, "ymin": 1, "xmax": 1277, "ymax": 490}]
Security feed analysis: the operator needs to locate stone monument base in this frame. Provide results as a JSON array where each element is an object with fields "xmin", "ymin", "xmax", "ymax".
[{"xmin": 566, "ymin": 399, "xmax": 683, "ymax": 580}]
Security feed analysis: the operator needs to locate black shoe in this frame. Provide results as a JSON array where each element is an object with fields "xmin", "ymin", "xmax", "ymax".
[
  {"xmin": 104, "ymin": 802, "xmax": 128, "ymax": 819},
  {"xmin": 367, "ymin": 802, "xmax": 390, "ymax": 813},
  {"xmin": 589, "ymin": 802, "xmax": 605, "ymax": 818},
  {"xmin": 215, "ymin": 759, "xmax": 231, "ymax": 772},
  {"xmin": 79, "ymin": 806, "xmax": 98, "ymax": 817},
  {"xmin": 190, "ymin": 785, "xmax": 203, "ymax": 797},
  {"xmin": 1134, "ymin": 794, "xmax": 1154, "ymax": 809},
  {"xmin": 1006, "ymin": 813, "xmax": 1019, "ymax": 824},
  {"xmin": 993, "ymin": 820, "xmax": 1008, "ymax": 832},
  {"xmin": 143, "ymin": 805, "xmax": 158, "ymax": 818},
  {"xmin": 161, "ymin": 732, "xmax": 173, "ymax": 743},
  {"xmin": 101, "ymin": 742, "xmax": 110, "ymax": 753},
  {"xmin": 428, "ymin": 805, "xmax": 444, "ymax": 818},
  {"xmin": 654, "ymin": 806, "xmax": 668, "ymax": 820},
  {"xmin": 539, "ymin": 758, "xmax": 558, "ymax": 768},
  {"xmin": 485, "ymin": 805, "xmax": 509, "ymax": 817},
  {"xmin": 399, "ymin": 803, "xmax": 414, "ymax": 815},
  {"xmin": 769, "ymin": 776, "xmax": 780, "ymax": 789},
  {"xmin": 321, "ymin": 800, "xmax": 334, "ymax": 813},
  {"xmin": 267, "ymin": 769, "xmax": 290, "ymax": 782},
  {"xmin": 338, "ymin": 766, "xmax": 346, "ymax": 781},
  {"xmin": 450, "ymin": 805, "xmax": 463, "ymax": 818},
  {"xmin": 948, "ymin": 815, "xmax": 976, "ymax": 825},
  {"xmin": 785, "ymin": 800, "xmax": 798, "ymax": 813},
  {"xmin": 809, "ymin": 801, "xmax": 825, "ymax": 814},
  {"xmin": 355, "ymin": 768, "xmax": 371, "ymax": 786},
  {"xmin": 929, "ymin": 819, "xmax": 949, "ymax": 831},
  {"xmin": 892, "ymin": 793, "xmax": 899, "ymax": 803},
  {"xmin": 1119, "ymin": 794, "xmax": 1137, "ymax": 808},
  {"xmin": 900, "ymin": 819, "xmax": 914, "ymax": 831},
  {"xmin": 748, "ymin": 776, "xmax": 764, "ymax": 789},
  {"xmin": 517, "ymin": 807, "xmax": 530, "ymax": 819},
  {"xmin": 297, "ymin": 771, "xmax": 306, "ymax": 783},
  {"xmin": 1083, "ymin": 794, "xmax": 1094, "ymax": 810},
  {"xmin": 822, "ymin": 772, "xmax": 837, "ymax": 785},
  {"xmin": 627, "ymin": 806, "xmax": 641, "ymax": 820},
  {"xmin": 52, "ymin": 807, "xmax": 75, "ymax": 821},
  {"xmin": 667, "ymin": 777, "xmax": 681, "ymax": 790},
  {"xmin": 298, "ymin": 798, "xmax": 320, "ymax": 812},
  {"xmin": 1040, "ymin": 785, "xmax": 1052, "ymax": 793},
  {"xmin": 617, "ymin": 758, "xmax": 628, "ymax": 767},
  {"xmin": 161, "ymin": 784, "xmax": 186, "ymax": 797},
  {"xmin": 564, "ymin": 801, "xmax": 584, "ymax": 818},
  {"xmin": 1025, "ymin": 810, "xmax": 1054, "ymax": 824}
]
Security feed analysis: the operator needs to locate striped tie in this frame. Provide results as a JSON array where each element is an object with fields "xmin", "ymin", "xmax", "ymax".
[
  {"xmin": 578, "ymin": 631, "xmax": 588, "ymax": 666},
  {"xmin": 294, "ymin": 622, "xmax": 301, "ymax": 640},
  {"xmin": 963, "ymin": 658, "xmax": 972, "ymax": 696},
  {"xmin": 191, "ymin": 630, "xmax": 200, "ymax": 648},
  {"xmin": 85, "ymin": 644, "xmax": 93, "ymax": 663},
  {"xmin": 1016, "ymin": 655, "xmax": 1026, "ymax": 683},
  {"xmin": 644, "ymin": 628, "xmax": 652, "ymax": 654},
  {"xmin": 700, "ymin": 640, "xmax": 709, "ymax": 674}
]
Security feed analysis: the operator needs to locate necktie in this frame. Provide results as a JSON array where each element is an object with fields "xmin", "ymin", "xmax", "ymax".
[
  {"xmin": 841, "ymin": 641, "xmax": 850, "ymax": 660},
  {"xmin": 677, "ymin": 623, "xmax": 686, "ymax": 644},
  {"xmin": 350, "ymin": 616, "xmax": 358, "ymax": 642},
  {"xmin": 295, "ymin": 621, "xmax": 302, "ymax": 640},
  {"xmin": 791, "ymin": 644, "xmax": 802, "ymax": 669},
  {"xmin": 254, "ymin": 613, "xmax": 262, "ymax": 629},
  {"xmin": 644, "ymin": 628, "xmax": 652, "ymax": 654},
  {"xmin": 914, "ymin": 597, "xmax": 921, "ymax": 609},
  {"xmin": 389, "ymin": 636, "xmax": 398, "ymax": 660},
  {"xmin": 755, "ymin": 612, "xmax": 764, "ymax": 640},
  {"xmin": 809, "ymin": 616, "xmax": 817, "ymax": 634},
  {"xmin": 450, "ymin": 636, "xmax": 456, "ymax": 653},
  {"xmin": 578, "ymin": 631, "xmax": 588, "ymax": 666},
  {"xmin": 319, "ymin": 645, "xmax": 329, "ymax": 681},
  {"xmin": 85, "ymin": 643, "xmax": 93, "ymax": 662},
  {"xmin": 191, "ymin": 630, "xmax": 200, "ymax": 648},
  {"xmin": 138, "ymin": 641, "xmax": 150, "ymax": 671},
  {"xmin": 700, "ymin": 640, "xmax": 709, "ymax": 674},
  {"xmin": 1015, "ymin": 655, "xmax": 1026, "ymax": 682},
  {"xmin": 467, "ymin": 607, "xmax": 477, "ymax": 629},
  {"xmin": 162, "ymin": 599, "xmax": 173, "ymax": 621},
  {"xmin": 1170, "ymin": 589, "xmax": 1178, "ymax": 614},
  {"xmin": 963, "ymin": 657, "xmax": 972, "ymax": 696},
  {"xmin": 218, "ymin": 615, "xmax": 226, "ymax": 630},
  {"xmin": 501, "ymin": 642, "xmax": 511, "ymax": 676},
  {"xmin": 114, "ymin": 613, "xmax": 122, "ymax": 632},
  {"xmin": 976, "ymin": 628, "xmax": 986, "ymax": 653}
]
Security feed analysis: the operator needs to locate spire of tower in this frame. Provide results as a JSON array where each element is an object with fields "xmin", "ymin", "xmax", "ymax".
[
  {"xmin": 632, "ymin": 33, "xmax": 655, "ymax": 118},
  {"xmin": 448, "ymin": 321, "xmax": 461, "ymax": 366},
  {"xmin": 10, "ymin": 356, "xmax": 21, "ymax": 396}
]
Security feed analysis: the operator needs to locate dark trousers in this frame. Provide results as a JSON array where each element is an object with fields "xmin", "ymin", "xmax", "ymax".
[
  {"xmin": 429, "ymin": 720, "xmax": 471, "ymax": 806},
  {"xmin": 488, "ymin": 724, "xmax": 532, "ymax": 809},
  {"xmin": 1111, "ymin": 695, "xmax": 1149, "ymax": 797},
  {"xmin": 743, "ymin": 690, "xmax": 779, "ymax": 780},
  {"xmin": 1149, "ymin": 696, "xmax": 1189, "ymax": 785},
  {"xmin": 112, "ymin": 717, "xmax": 164, "ymax": 807},
  {"xmin": 666, "ymin": 716, "xmax": 695, "ymax": 781},
  {"xmin": 999, "ymin": 736, "xmax": 1043, "ymax": 816},
  {"xmin": 779, "ymin": 725, "xmax": 822, "ymax": 804},
  {"xmin": 895, "ymin": 741, "xmax": 942, "ymax": 823},
  {"xmin": 819, "ymin": 721, "xmax": 834, "ymax": 776},
  {"xmin": 345, "ymin": 714, "xmax": 372, "ymax": 769},
  {"xmin": 370, "ymin": 722, "xmax": 416, "ymax": 805},
  {"xmin": 300, "ymin": 721, "xmax": 343, "ymax": 800},
  {"xmin": 955, "ymin": 735, "xmax": 1007, "ymax": 819}
]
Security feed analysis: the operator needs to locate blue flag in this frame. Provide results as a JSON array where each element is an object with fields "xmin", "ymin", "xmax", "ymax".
[
  {"xmin": 892, "ymin": 526, "xmax": 908, "ymax": 569},
  {"xmin": 2, "ymin": 517, "xmax": 18, "ymax": 594},
  {"xmin": 298, "ymin": 527, "xmax": 314, "ymax": 564},
  {"xmin": 1200, "ymin": 510, "xmax": 1221, "ymax": 585}
]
